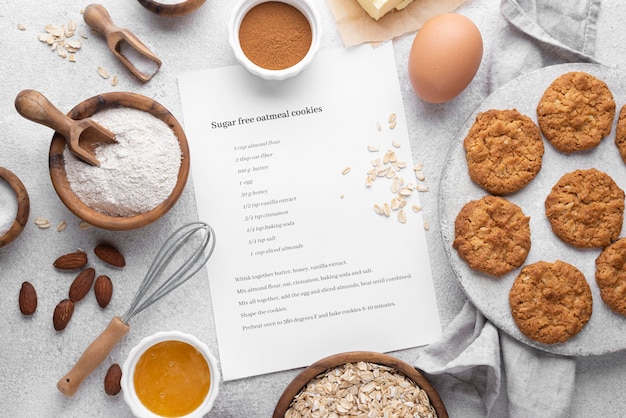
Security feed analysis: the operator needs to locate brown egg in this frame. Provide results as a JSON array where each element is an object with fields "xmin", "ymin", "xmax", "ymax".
[{"xmin": 408, "ymin": 13, "xmax": 483, "ymax": 103}]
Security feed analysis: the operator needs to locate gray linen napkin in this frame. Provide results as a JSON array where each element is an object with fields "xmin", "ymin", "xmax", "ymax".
[{"xmin": 414, "ymin": 1, "xmax": 601, "ymax": 417}]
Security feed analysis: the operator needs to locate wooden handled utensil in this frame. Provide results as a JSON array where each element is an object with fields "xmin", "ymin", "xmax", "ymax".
[
  {"xmin": 15, "ymin": 89, "xmax": 116, "ymax": 166},
  {"xmin": 84, "ymin": 3, "xmax": 162, "ymax": 82},
  {"xmin": 57, "ymin": 222, "xmax": 216, "ymax": 397}
]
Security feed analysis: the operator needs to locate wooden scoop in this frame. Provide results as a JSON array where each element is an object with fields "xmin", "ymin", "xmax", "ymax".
[
  {"xmin": 15, "ymin": 89, "xmax": 116, "ymax": 166},
  {"xmin": 84, "ymin": 3, "xmax": 162, "ymax": 82}
]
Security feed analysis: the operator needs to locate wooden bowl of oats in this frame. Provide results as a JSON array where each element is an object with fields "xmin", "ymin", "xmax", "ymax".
[
  {"xmin": 273, "ymin": 351, "xmax": 448, "ymax": 418},
  {"xmin": 48, "ymin": 92, "xmax": 190, "ymax": 230}
]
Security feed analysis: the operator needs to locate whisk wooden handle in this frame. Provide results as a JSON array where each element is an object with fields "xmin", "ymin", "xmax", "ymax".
[{"xmin": 57, "ymin": 316, "xmax": 130, "ymax": 397}]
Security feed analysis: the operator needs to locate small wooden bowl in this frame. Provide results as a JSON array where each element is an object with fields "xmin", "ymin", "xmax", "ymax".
[
  {"xmin": 273, "ymin": 351, "xmax": 448, "ymax": 418},
  {"xmin": 137, "ymin": 0, "xmax": 207, "ymax": 17},
  {"xmin": 49, "ymin": 92, "xmax": 190, "ymax": 231},
  {"xmin": 0, "ymin": 167, "xmax": 30, "ymax": 248}
]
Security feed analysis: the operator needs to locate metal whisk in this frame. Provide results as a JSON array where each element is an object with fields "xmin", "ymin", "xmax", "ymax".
[{"xmin": 57, "ymin": 221, "xmax": 215, "ymax": 397}]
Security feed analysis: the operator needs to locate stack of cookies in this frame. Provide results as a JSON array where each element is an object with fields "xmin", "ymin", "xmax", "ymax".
[{"xmin": 453, "ymin": 71, "xmax": 626, "ymax": 345}]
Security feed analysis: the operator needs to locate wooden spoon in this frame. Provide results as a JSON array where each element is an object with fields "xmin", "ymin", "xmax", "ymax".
[
  {"xmin": 15, "ymin": 89, "xmax": 116, "ymax": 166},
  {"xmin": 84, "ymin": 3, "xmax": 162, "ymax": 82}
]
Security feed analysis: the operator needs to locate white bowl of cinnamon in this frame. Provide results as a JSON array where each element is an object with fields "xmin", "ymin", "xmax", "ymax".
[{"xmin": 228, "ymin": 0, "xmax": 322, "ymax": 81}]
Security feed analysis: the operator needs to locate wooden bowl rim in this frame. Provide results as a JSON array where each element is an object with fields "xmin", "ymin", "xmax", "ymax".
[
  {"xmin": 273, "ymin": 351, "xmax": 448, "ymax": 418},
  {"xmin": 48, "ymin": 91, "xmax": 190, "ymax": 231},
  {"xmin": 0, "ymin": 166, "xmax": 30, "ymax": 248},
  {"xmin": 136, "ymin": 0, "xmax": 207, "ymax": 17}
]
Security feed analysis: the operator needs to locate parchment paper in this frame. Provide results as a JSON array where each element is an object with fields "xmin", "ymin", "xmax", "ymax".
[{"xmin": 326, "ymin": 0, "xmax": 466, "ymax": 46}]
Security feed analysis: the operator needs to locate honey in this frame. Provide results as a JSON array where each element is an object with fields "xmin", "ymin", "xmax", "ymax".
[{"xmin": 134, "ymin": 340, "xmax": 211, "ymax": 417}]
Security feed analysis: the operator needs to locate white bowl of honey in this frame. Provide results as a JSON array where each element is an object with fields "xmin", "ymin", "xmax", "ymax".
[{"xmin": 121, "ymin": 331, "xmax": 220, "ymax": 417}]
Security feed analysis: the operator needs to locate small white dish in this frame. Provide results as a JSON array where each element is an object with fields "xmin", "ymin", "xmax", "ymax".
[
  {"xmin": 228, "ymin": 0, "xmax": 322, "ymax": 81},
  {"xmin": 121, "ymin": 331, "xmax": 220, "ymax": 418}
]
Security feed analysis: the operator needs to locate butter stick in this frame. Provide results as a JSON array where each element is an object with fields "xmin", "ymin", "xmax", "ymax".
[{"xmin": 356, "ymin": 0, "xmax": 414, "ymax": 20}]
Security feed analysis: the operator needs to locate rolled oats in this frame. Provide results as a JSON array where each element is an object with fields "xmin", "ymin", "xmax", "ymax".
[
  {"xmin": 38, "ymin": 20, "xmax": 82, "ymax": 61},
  {"xmin": 285, "ymin": 362, "xmax": 438, "ymax": 418}
]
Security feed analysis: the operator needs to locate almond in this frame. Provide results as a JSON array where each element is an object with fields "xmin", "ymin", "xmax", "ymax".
[
  {"xmin": 53, "ymin": 299, "xmax": 74, "ymax": 331},
  {"xmin": 68, "ymin": 268, "xmax": 96, "ymax": 302},
  {"xmin": 53, "ymin": 250, "xmax": 88, "ymax": 270},
  {"xmin": 94, "ymin": 244, "xmax": 125, "ymax": 268},
  {"xmin": 104, "ymin": 363, "xmax": 122, "ymax": 396},
  {"xmin": 19, "ymin": 281, "xmax": 37, "ymax": 316},
  {"xmin": 94, "ymin": 275, "xmax": 113, "ymax": 308}
]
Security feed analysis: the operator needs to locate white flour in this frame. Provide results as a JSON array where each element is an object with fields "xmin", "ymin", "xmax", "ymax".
[
  {"xmin": 64, "ymin": 107, "xmax": 182, "ymax": 217},
  {"xmin": 0, "ymin": 177, "xmax": 17, "ymax": 236}
]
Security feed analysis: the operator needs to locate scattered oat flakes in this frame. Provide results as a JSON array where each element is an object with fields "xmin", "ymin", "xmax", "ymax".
[
  {"xmin": 399, "ymin": 187, "xmax": 413, "ymax": 196},
  {"xmin": 78, "ymin": 221, "xmax": 93, "ymax": 230},
  {"xmin": 97, "ymin": 66, "xmax": 110, "ymax": 79},
  {"xmin": 38, "ymin": 20, "xmax": 82, "ymax": 61},
  {"xmin": 111, "ymin": 75, "xmax": 119, "ymax": 87},
  {"xmin": 18, "ymin": 23, "xmax": 26, "ymax": 31},
  {"xmin": 346, "ymin": 114, "xmax": 429, "ymax": 225},
  {"xmin": 56, "ymin": 220, "xmax": 67, "ymax": 232},
  {"xmin": 34, "ymin": 217, "xmax": 50, "ymax": 229},
  {"xmin": 424, "ymin": 220, "xmax": 430, "ymax": 231},
  {"xmin": 383, "ymin": 150, "xmax": 396, "ymax": 164}
]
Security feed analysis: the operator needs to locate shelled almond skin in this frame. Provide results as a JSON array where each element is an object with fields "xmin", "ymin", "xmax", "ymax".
[
  {"xmin": 104, "ymin": 363, "xmax": 122, "ymax": 395},
  {"xmin": 19, "ymin": 281, "xmax": 37, "ymax": 315},
  {"xmin": 53, "ymin": 251, "xmax": 88, "ymax": 270},
  {"xmin": 94, "ymin": 275, "xmax": 113, "ymax": 308},
  {"xmin": 53, "ymin": 299, "xmax": 74, "ymax": 331},
  {"xmin": 68, "ymin": 268, "xmax": 96, "ymax": 302},
  {"xmin": 94, "ymin": 244, "xmax": 125, "ymax": 267}
]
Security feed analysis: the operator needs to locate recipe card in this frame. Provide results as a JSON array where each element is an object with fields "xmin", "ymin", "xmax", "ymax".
[{"xmin": 178, "ymin": 42, "xmax": 441, "ymax": 381}]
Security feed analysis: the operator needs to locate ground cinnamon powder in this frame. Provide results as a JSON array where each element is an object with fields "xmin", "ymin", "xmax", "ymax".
[{"xmin": 238, "ymin": 1, "xmax": 312, "ymax": 71}]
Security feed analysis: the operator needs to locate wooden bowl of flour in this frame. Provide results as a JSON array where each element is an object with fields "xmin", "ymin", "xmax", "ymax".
[{"xmin": 48, "ymin": 92, "xmax": 190, "ymax": 230}]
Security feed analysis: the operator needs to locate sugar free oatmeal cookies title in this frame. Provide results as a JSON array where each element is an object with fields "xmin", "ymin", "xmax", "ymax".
[{"xmin": 211, "ymin": 106, "xmax": 323, "ymax": 129}]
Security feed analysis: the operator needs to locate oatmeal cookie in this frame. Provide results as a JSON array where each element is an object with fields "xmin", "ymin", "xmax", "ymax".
[
  {"xmin": 509, "ymin": 260, "xmax": 592, "ymax": 344},
  {"xmin": 595, "ymin": 238, "xmax": 626, "ymax": 316},
  {"xmin": 615, "ymin": 104, "xmax": 626, "ymax": 164},
  {"xmin": 464, "ymin": 109, "xmax": 544, "ymax": 195},
  {"xmin": 453, "ymin": 195, "xmax": 531, "ymax": 277},
  {"xmin": 537, "ymin": 71, "xmax": 615, "ymax": 152},
  {"xmin": 545, "ymin": 168, "xmax": 624, "ymax": 248}
]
